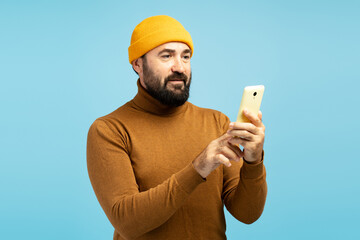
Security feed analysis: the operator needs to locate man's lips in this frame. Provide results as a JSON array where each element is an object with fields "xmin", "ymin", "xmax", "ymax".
[
  {"xmin": 167, "ymin": 79, "xmax": 185, "ymax": 84},
  {"xmin": 165, "ymin": 73, "xmax": 188, "ymax": 85}
]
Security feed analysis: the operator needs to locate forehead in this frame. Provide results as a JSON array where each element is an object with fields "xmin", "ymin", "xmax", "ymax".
[{"xmin": 148, "ymin": 42, "xmax": 190, "ymax": 55}]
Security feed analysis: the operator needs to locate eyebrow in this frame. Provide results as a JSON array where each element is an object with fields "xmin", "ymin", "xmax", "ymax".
[
  {"xmin": 183, "ymin": 49, "xmax": 192, "ymax": 55},
  {"xmin": 158, "ymin": 49, "xmax": 175, "ymax": 55},
  {"xmin": 158, "ymin": 48, "xmax": 192, "ymax": 55}
]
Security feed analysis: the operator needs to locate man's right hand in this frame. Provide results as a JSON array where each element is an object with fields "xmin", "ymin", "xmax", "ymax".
[{"xmin": 192, "ymin": 133, "xmax": 243, "ymax": 178}]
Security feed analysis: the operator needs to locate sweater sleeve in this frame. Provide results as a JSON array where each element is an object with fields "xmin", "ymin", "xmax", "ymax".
[
  {"xmin": 86, "ymin": 119, "xmax": 205, "ymax": 240},
  {"xmin": 218, "ymin": 113, "xmax": 268, "ymax": 224}
]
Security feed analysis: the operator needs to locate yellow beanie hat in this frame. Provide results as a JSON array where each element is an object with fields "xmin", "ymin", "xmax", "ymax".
[{"xmin": 128, "ymin": 15, "xmax": 193, "ymax": 64}]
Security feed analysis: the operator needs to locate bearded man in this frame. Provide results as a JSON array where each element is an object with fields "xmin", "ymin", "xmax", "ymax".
[{"xmin": 87, "ymin": 15, "xmax": 267, "ymax": 240}]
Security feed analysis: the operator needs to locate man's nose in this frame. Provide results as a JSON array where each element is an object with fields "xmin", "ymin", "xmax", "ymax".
[{"xmin": 171, "ymin": 57, "xmax": 185, "ymax": 73}]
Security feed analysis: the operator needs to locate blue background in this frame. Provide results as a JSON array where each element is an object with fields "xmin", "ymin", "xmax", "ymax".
[{"xmin": 1, "ymin": 0, "xmax": 359, "ymax": 239}]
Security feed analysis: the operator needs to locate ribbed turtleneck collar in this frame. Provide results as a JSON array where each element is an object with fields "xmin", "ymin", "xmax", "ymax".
[{"xmin": 132, "ymin": 80, "xmax": 189, "ymax": 116}]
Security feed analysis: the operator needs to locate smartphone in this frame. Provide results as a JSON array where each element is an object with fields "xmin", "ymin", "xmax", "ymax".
[{"xmin": 236, "ymin": 85, "xmax": 265, "ymax": 123}]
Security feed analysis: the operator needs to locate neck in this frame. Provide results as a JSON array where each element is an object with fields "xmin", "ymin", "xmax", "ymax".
[{"xmin": 132, "ymin": 79, "xmax": 188, "ymax": 116}]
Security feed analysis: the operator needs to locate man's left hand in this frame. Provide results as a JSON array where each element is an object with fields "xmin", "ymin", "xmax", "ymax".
[{"xmin": 227, "ymin": 108, "xmax": 265, "ymax": 164}]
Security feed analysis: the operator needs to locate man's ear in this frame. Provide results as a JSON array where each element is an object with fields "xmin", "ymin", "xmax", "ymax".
[{"xmin": 132, "ymin": 58, "xmax": 143, "ymax": 75}]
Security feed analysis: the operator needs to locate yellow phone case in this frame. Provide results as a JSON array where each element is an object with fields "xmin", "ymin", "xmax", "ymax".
[{"xmin": 236, "ymin": 85, "xmax": 265, "ymax": 123}]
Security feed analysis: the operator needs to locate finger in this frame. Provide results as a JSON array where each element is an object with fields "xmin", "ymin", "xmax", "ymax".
[
  {"xmin": 227, "ymin": 142, "xmax": 244, "ymax": 159},
  {"xmin": 218, "ymin": 132, "xmax": 233, "ymax": 143},
  {"xmin": 216, "ymin": 154, "xmax": 232, "ymax": 167},
  {"xmin": 257, "ymin": 111, "xmax": 265, "ymax": 131},
  {"xmin": 219, "ymin": 145, "xmax": 241, "ymax": 162},
  {"xmin": 243, "ymin": 108, "xmax": 262, "ymax": 127},
  {"xmin": 227, "ymin": 129, "xmax": 254, "ymax": 141},
  {"xmin": 228, "ymin": 137, "xmax": 250, "ymax": 149},
  {"xmin": 229, "ymin": 122, "xmax": 259, "ymax": 135},
  {"xmin": 212, "ymin": 133, "xmax": 232, "ymax": 150}
]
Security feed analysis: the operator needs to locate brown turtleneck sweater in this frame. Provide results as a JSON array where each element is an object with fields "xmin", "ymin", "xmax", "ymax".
[{"xmin": 87, "ymin": 81, "xmax": 267, "ymax": 240}]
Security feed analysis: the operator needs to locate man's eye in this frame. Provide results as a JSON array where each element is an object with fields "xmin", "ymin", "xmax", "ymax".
[
  {"xmin": 183, "ymin": 55, "xmax": 190, "ymax": 60},
  {"xmin": 161, "ymin": 55, "xmax": 170, "ymax": 59}
]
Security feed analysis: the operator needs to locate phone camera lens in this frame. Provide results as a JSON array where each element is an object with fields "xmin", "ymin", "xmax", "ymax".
[{"xmin": 253, "ymin": 92, "xmax": 257, "ymax": 96}]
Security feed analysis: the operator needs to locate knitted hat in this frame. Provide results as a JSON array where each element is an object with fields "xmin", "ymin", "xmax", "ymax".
[{"xmin": 128, "ymin": 15, "xmax": 193, "ymax": 64}]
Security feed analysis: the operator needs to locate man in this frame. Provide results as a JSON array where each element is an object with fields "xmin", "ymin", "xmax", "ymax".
[{"xmin": 87, "ymin": 15, "xmax": 267, "ymax": 240}]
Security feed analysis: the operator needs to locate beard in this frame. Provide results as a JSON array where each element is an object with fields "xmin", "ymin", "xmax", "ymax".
[{"xmin": 142, "ymin": 58, "xmax": 191, "ymax": 107}]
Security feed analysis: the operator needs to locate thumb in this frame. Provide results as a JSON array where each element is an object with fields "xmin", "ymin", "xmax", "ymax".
[{"xmin": 258, "ymin": 111, "xmax": 263, "ymax": 121}]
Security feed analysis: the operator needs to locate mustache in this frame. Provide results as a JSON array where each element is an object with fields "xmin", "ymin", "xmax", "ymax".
[{"xmin": 164, "ymin": 72, "xmax": 188, "ymax": 84}]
